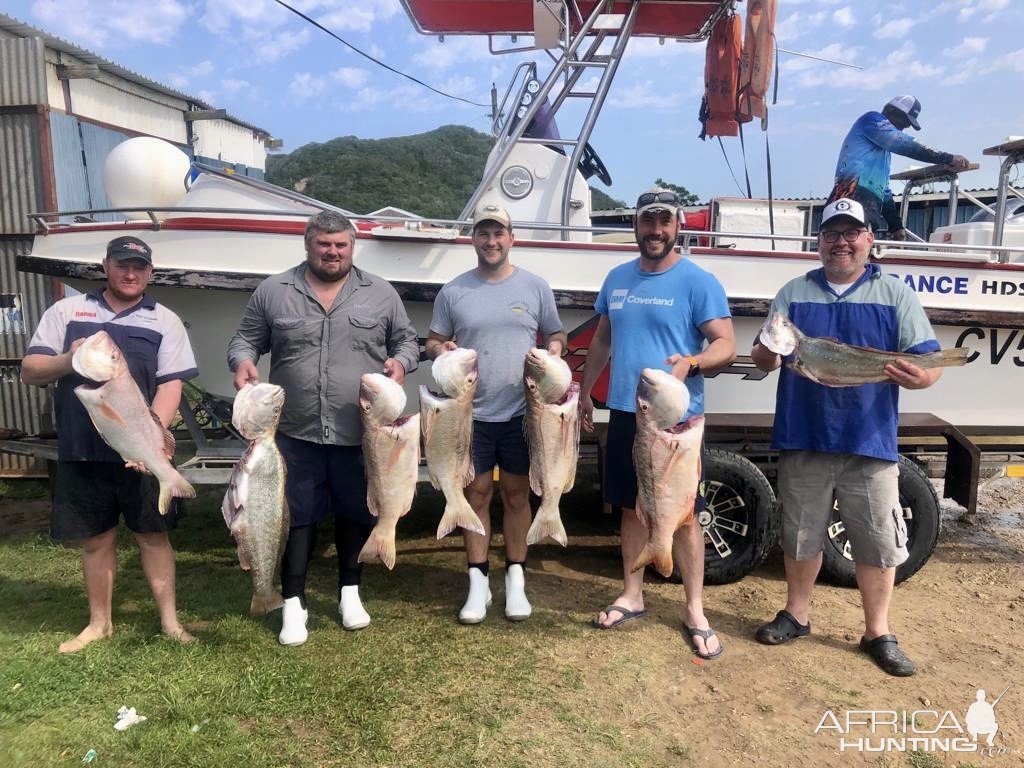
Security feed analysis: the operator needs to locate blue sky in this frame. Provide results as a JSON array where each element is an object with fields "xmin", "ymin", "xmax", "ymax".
[{"xmin": 5, "ymin": 0, "xmax": 1023, "ymax": 205}]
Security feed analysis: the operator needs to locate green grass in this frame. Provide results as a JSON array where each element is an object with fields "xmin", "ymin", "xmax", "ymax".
[
  {"xmin": 0, "ymin": 484, "xmax": 684, "ymax": 768},
  {"xmin": 0, "ymin": 479, "xmax": 48, "ymax": 500}
]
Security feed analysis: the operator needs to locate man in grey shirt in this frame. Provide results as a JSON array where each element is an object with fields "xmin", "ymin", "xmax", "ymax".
[
  {"xmin": 228, "ymin": 210, "xmax": 418, "ymax": 646},
  {"xmin": 427, "ymin": 204, "xmax": 566, "ymax": 624}
]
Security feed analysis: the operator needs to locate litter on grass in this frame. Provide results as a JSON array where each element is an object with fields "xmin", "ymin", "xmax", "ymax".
[
  {"xmin": 82, "ymin": 749, "xmax": 97, "ymax": 763},
  {"xmin": 113, "ymin": 706, "xmax": 147, "ymax": 731}
]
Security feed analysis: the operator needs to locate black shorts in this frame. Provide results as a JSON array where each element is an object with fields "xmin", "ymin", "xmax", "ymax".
[
  {"xmin": 471, "ymin": 416, "xmax": 530, "ymax": 477},
  {"xmin": 276, "ymin": 433, "xmax": 372, "ymax": 527},
  {"xmin": 604, "ymin": 409, "xmax": 707, "ymax": 512},
  {"xmin": 51, "ymin": 461, "xmax": 176, "ymax": 541}
]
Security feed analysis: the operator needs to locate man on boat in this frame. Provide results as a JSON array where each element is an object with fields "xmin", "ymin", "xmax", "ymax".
[
  {"xmin": 21, "ymin": 235, "xmax": 199, "ymax": 653},
  {"xmin": 580, "ymin": 189, "xmax": 735, "ymax": 659},
  {"xmin": 828, "ymin": 95, "xmax": 970, "ymax": 239},
  {"xmin": 750, "ymin": 197, "xmax": 944, "ymax": 676},
  {"xmin": 426, "ymin": 204, "xmax": 566, "ymax": 624},
  {"xmin": 228, "ymin": 210, "xmax": 419, "ymax": 646}
]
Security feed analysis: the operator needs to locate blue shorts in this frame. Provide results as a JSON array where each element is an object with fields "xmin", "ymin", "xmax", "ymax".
[
  {"xmin": 51, "ymin": 460, "xmax": 176, "ymax": 541},
  {"xmin": 276, "ymin": 433, "xmax": 372, "ymax": 527},
  {"xmin": 472, "ymin": 416, "xmax": 530, "ymax": 477},
  {"xmin": 604, "ymin": 409, "xmax": 707, "ymax": 512}
]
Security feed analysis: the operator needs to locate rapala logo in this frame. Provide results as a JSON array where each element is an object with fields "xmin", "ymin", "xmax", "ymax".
[{"xmin": 74, "ymin": 311, "xmax": 97, "ymax": 318}]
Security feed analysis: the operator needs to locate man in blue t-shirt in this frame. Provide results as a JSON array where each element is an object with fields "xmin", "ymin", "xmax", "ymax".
[
  {"xmin": 580, "ymin": 188, "xmax": 735, "ymax": 659},
  {"xmin": 751, "ymin": 198, "xmax": 944, "ymax": 677},
  {"xmin": 828, "ymin": 95, "xmax": 969, "ymax": 239},
  {"xmin": 427, "ymin": 204, "xmax": 566, "ymax": 625}
]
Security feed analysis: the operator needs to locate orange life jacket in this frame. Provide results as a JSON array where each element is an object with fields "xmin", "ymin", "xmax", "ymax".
[
  {"xmin": 700, "ymin": 13, "xmax": 741, "ymax": 138},
  {"xmin": 737, "ymin": 0, "xmax": 776, "ymax": 125}
]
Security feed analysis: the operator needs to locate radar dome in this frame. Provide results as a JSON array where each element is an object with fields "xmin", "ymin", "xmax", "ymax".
[{"xmin": 102, "ymin": 137, "xmax": 190, "ymax": 219}]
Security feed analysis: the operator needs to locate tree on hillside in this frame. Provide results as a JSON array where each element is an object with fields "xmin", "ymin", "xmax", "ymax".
[
  {"xmin": 590, "ymin": 187, "xmax": 628, "ymax": 210},
  {"xmin": 653, "ymin": 178, "xmax": 699, "ymax": 206}
]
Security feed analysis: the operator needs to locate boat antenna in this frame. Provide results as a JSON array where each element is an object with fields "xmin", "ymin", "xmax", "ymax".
[
  {"xmin": 776, "ymin": 47, "xmax": 863, "ymax": 70},
  {"xmin": 271, "ymin": 0, "xmax": 489, "ymax": 107}
]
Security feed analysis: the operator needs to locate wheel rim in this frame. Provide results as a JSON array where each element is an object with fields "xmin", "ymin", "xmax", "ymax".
[{"xmin": 701, "ymin": 479, "xmax": 751, "ymax": 560}]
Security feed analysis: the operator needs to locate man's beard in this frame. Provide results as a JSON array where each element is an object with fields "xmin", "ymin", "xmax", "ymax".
[
  {"xmin": 639, "ymin": 237, "xmax": 672, "ymax": 260},
  {"xmin": 308, "ymin": 261, "xmax": 350, "ymax": 283}
]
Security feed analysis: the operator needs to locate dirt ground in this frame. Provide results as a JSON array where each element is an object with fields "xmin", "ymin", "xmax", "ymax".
[
  {"xmin": 3, "ymin": 473, "xmax": 1021, "ymax": 766},
  {"xmin": 505, "ymin": 473, "xmax": 1024, "ymax": 766}
]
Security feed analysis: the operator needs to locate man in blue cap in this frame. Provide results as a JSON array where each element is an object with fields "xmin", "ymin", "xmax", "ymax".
[{"xmin": 828, "ymin": 95, "xmax": 970, "ymax": 240}]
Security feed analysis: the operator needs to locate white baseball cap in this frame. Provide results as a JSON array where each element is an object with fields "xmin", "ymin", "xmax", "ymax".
[
  {"xmin": 820, "ymin": 198, "xmax": 868, "ymax": 228},
  {"xmin": 885, "ymin": 95, "xmax": 922, "ymax": 130}
]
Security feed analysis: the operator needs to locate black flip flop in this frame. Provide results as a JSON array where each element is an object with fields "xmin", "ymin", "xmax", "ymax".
[
  {"xmin": 591, "ymin": 604, "xmax": 646, "ymax": 629},
  {"xmin": 755, "ymin": 609, "xmax": 810, "ymax": 645}
]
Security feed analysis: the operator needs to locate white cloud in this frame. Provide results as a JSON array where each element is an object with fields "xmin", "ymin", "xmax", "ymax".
[
  {"xmin": 411, "ymin": 36, "xmax": 493, "ymax": 70},
  {"xmin": 289, "ymin": 72, "xmax": 326, "ymax": 103},
  {"xmin": 31, "ymin": 0, "xmax": 189, "ymax": 47},
  {"xmin": 774, "ymin": 11, "xmax": 827, "ymax": 44},
  {"xmin": 791, "ymin": 44, "xmax": 945, "ymax": 91},
  {"xmin": 832, "ymin": 6, "xmax": 855, "ymax": 27},
  {"xmin": 607, "ymin": 81, "xmax": 683, "ymax": 110},
  {"xmin": 221, "ymin": 78, "xmax": 252, "ymax": 93},
  {"xmin": 944, "ymin": 37, "xmax": 988, "ymax": 58},
  {"xmin": 873, "ymin": 17, "xmax": 916, "ymax": 39},
  {"xmin": 332, "ymin": 67, "xmax": 369, "ymax": 89},
  {"xmin": 258, "ymin": 29, "xmax": 312, "ymax": 63},
  {"xmin": 780, "ymin": 43, "xmax": 852, "ymax": 73}
]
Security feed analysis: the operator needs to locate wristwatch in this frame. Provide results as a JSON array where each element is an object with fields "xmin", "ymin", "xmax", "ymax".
[{"xmin": 685, "ymin": 355, "xmax": 701, "ymax": 378}]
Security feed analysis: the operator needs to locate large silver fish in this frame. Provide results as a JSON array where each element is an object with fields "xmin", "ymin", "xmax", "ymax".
[
  {"xmin": 221, "ymin": 383, "xmax": 289, "ymax": 616},
  {"xmin": 358, "ymin": 373, "xmax": 420, "ymax": 570},
  {"xmin": 524, "ymin": 349, "xmax": 580, "ymax": 547},
  {"xmin": 72, "ymin": 330, "xmax": 195, "ymax": 514},
  {"xmin": 759, "ymin": 312, "xmax": 970, "ymax": 387},
  {"xmin": 420, "ymin": 348, "xmax": 485, "ymax": 539},
  {"xmin": 631, "ymin": 368, "xmax": 704, "ymax": 578}
]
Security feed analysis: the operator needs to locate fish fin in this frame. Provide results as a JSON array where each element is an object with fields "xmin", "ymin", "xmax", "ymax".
[
  {"xmin": 461, "ymin": 460, "xmax": 475, "ymax": 488},
  {"xmin": 158, "ymin": 471, "xmax": 196, "ymax": 515},
  {"xmin": 788, "ymin": 359, "xmax": 824, "ymax": 385},
  {"xmin": 250, "ymin": 592, "xmax": 284, "ymax": 616},
  {"xmin": 526, "ymin": 499, "xmax": 567, "ymax": 547},
  {"xmin": 436, "ymin": 495, "xmax": 484, "ymax": 539},
  {"xmin": 634, "ymin": 502, "xmax": 649, "ymax": 529},
  {"xmin": 630, "ymin": 540, "xmax": 673, "ymax": 578},
  {"xmin": 528, "ymin": 462, "xmax": 543, "ymax": 496},
  {"xmin": 151, "ymin": 410, "xmax": 175, "ymax": 457},
  {"xmin": 98, "ymin": 399, "xmax": 129, "ymax": 428},
  {"xmin": 236, "ymin": 543, "xmax": 251, "ymax": 572},
  {"xmin": 358, "ymin": 527, "xmax": 397, "ymax": 570}
]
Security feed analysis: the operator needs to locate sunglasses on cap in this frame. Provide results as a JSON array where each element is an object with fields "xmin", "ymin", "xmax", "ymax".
[{"xmin": 636, "ymin": 191, "xmax": 680, "ymax": 207}]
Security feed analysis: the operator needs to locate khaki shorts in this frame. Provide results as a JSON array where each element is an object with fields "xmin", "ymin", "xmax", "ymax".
[{"xmin": 778, "ymin": 451, "xmax": 908, "ymax": 568}]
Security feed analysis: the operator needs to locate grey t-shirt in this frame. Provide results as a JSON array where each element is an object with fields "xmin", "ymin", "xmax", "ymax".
[{"xmin": 430, "ymin": 266, "xmax": 562, "ymax": 421}]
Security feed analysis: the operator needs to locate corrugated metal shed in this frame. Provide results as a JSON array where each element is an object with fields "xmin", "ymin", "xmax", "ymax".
[
  {"xmin": 0, "ymin": 112, "xmax": 43, "ymax": 235},
  {"xmin": 0, "ymin": 35, "xmax": 45, "ymax": 106},
  {"xmin": 0, "ymin": 237, "xmax": 49, "ymax": 477}
]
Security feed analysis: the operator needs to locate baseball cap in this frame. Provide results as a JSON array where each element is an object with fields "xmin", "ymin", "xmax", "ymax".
[
  {"xmin": 886, "ymin": 95, "xmax": 921, "ymax": 130},
  {"xmin": 105, "ymin": 235, "xmax": 153, "ymax": 264},
  {"xmin": 820, "ymin": 198, "xmax": 868, "ymax": 228},
  {"xmin": 635, "ymin": 187, "xmax": 681, "ymax": 217},
  {"xmin": 471, "ymin": 204, "xmax": 512, "ymax": 230}
]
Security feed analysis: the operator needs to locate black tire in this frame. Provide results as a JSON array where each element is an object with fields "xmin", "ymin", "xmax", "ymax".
[
  {"xmin": 701, "ymin": 449, "xmax": 779, "ymax": 584},
  {"xmin": 819, "ymin": 455, "xmax": 940, "ymax": 588}
]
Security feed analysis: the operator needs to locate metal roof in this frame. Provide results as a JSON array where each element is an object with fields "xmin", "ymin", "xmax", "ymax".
[{"xmin": 0, "ymin": 11, "xmax": 271, "ymax": 137}]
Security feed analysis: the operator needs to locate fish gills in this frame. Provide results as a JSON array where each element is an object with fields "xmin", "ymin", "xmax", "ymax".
[
  {"xmin": 359, "ymin": 413, "xmax": 420, "ymax": 570},
  {"xmin": 420, "ymin": 385, "xmax": 483, "ymax": 539}
]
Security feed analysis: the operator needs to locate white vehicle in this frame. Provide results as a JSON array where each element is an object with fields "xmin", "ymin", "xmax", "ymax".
[{"xmin": 13, "ymin": 0, "xmax": 1024, "ymax": 585}]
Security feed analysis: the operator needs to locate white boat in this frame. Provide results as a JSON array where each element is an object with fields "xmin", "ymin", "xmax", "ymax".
[{"xmin": 14, "ymin": 0, "xmax": 1024, "ymax": 584}]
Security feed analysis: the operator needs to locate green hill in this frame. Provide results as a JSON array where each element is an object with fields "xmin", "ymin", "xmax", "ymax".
[{"xmin": 266, "ymin": 125, "xmax": 625, "ymax": 219}]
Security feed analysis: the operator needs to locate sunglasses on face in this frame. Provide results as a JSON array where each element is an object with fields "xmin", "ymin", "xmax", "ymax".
[
  {"xmin": 636, "ymin": 191, "xmax": 681, "ymax": 207},
  {"xmin": 820, "ymin": 228, "xmax": 867, "ymax": 244}
]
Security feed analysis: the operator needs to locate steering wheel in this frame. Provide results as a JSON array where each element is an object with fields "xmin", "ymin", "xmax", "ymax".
[{"xmin": 579, "ymin": 143, "xmax": 612, "ymax": 187}]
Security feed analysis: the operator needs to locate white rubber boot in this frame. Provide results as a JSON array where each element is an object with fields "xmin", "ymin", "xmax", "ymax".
[
  {"xmin": 504, "ymin": 564, "xmax": 532, "ymax": 621},
  {"xmin": 458, "ymin": 568, "xmax": 492, "ymax": 625},
  {"xmin": 339, "ymin": 585, "xmax": 371, "ymax": 631},
  {"xmin": 278, "ymin": 597, "xmax": 308, "ymax": 646}
]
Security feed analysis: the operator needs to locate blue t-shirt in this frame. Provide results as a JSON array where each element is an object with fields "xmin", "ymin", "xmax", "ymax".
[
  {"xmin": 768, "ymin": 264, "xmax": 940, "ymax": 462},
  {"xmin": 595, "ymin": 257, "xmax": 730, "ymax": 419}
]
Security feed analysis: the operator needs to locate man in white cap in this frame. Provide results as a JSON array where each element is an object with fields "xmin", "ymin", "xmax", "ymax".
[
  {"xmin": 750, "ymin": 197, "xmax": 946, "ymax": 676},
  {"xmin": 828, "ymin": 96, "xmax": 970, "ymax": 239},
  {"xmin": 426, "ymin": 204, "xmax": 566, "ymax": 625}
]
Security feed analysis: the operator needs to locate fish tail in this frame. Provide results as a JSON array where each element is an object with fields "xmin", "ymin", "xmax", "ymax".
[
  {"xmin": 250, "ymin": 591, "xmax": 284, "ymax": 616},
  {"xmin": 526, "ymin": 498, "xmax": 567, "ymax": 547},
  {"xmin": 436, "ymin": 495, "xmax": 484, "ymax": 540},
  {"xmin": 934, "ymin": 348, "xmax": 970, "ymax": 367},
  {"xmin": 358, "ymin": 528, "xmax": 397, "ymax": 571},
  {"xmin": 630, "ymin": 540, "xmax": 674, "ymax": 578},
  {"xmin": 158, "ymin": 472, "xmax": 196, "ymax": 515}
]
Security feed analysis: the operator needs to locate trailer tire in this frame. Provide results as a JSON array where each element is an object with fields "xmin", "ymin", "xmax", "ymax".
[
  {"xmin": 819, "ymin": 455, "xmax": 941, "ymax": 588},
  {"xmin": 701, "ymin": 449, "xmax": 778, "ymax": 584}
]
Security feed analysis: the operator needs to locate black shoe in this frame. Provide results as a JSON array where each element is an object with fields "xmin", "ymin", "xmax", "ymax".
[
  {"xmin": 859, "ymin": 634, "xmax": 916, "ymax": 677},
  {"xmin": 755, "ymin": 610, "xmax": 810, "ymax": 645}
]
